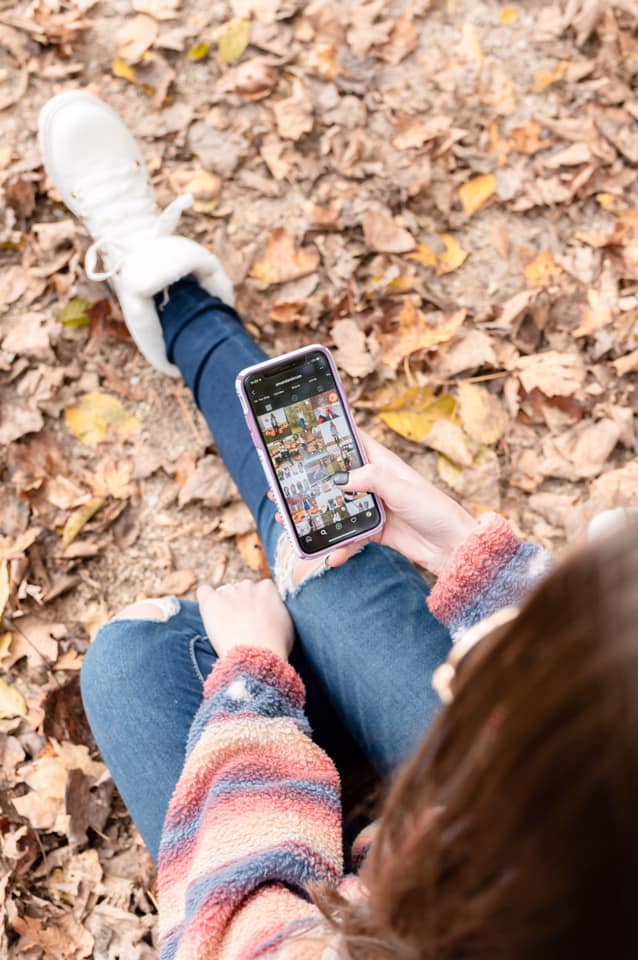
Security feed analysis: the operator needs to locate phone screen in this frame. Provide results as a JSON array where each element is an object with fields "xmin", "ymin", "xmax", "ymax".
[{"xmin": 245, "ymin": 349, "xmax": 382, "ymax": 554}]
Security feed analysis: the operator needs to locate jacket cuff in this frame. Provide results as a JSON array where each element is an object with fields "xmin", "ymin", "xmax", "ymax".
[
  {"xmin": 427, "ymin": 513, "xmax": 548, "ymax": 639},
  {"xmin": 203, "ymin": 645, "xmax": 305, "ymax": 708}
]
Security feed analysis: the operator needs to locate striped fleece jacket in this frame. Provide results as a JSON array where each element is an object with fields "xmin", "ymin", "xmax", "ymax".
[{"xmin": 158, "ymin": 513, "xmax": 551, "ymax": 959}]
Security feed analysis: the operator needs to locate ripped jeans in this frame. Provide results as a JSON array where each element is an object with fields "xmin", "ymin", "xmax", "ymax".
[{"xmin": 80, "ymin": 278, "xmax": 452, "ymax": 861}]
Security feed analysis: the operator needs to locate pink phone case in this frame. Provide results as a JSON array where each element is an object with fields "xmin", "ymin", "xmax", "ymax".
[{"xmin": 235, "ymin": 344, "xmax": 385, "ymax": 559}]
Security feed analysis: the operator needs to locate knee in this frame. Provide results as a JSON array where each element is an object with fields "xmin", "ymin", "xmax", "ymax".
[
  {"xmin": 273, "ymin": 534, "xmax": 330, "ymax": 598},
  {"xmin": 80, "ymin": 596, "xmax": 180, "ymax": 715}
]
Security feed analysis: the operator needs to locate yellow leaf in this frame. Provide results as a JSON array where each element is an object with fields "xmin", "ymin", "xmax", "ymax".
[
  {"xmin": 531, "ymin": 61, "xmax": 568, "ymax": 94},
  {"xmin": 112, "ymin": 57, "xmax": 136, "ymax": 82},
  {"xmin": 64, "ymin": 392, "xmax": 141, "ymax": 448},
  {"xmin": 0, "ymin": 677, "xmax": 27, "ymax": 719},
  {"xmin": 0, "ymin": 632, "xmax": 12, "ymax": 660},
  {"xmin": 213, "ymin": 17, "xmax": 251, "ymax": 64},
  {"xmin": 61, "ymin": 497, "xmax": 105, "ymax": 548},
  {"xmin": 523, "ymin": 250, "xmax": 563, "ymax": 288},
  {"xmin": 459, "ymin": 173, "xmax": 496, "ymax": 217},
  {"xmin": 458, "ymin": 22, "xmax": 483, "ymax": 69},
  {"xmin": 500, "ymin": 6, "xmax": 519, "ymax": 24},
  {"xmin": 457, "ymin": 382, "xmax": 509, "ymax": 444},
  {"xmin": 437, "ymin": 234, "xmax": 469, "ymax": 275},
  {"xmin": 408, "ymin": 243, "xmax": 438, "ymax": 268},
  {"xmin": 379, "ymin": 386, "xmax": 458, "ymax": 443},
  {"xmin": 187, "ymin": 40, "xmax": 211, "ymax": 61},
  {"xmin": 82, "ymin": 600, "xmax": 109, "ymax": 643},
  {"xmin": 380, "ymin": 304, "xmax": 466, "ymax": 369},
  {"xmin": 596, "ymin": 192, "xmax": 626, "ymax": 215}
]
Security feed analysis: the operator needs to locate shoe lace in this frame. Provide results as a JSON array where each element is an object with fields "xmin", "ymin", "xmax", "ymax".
[{"xmin": 76, "ymin": 162, "xmax": 193, "ymax": 281}]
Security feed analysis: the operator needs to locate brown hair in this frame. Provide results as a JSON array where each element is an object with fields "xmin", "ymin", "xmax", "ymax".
[{"xmin": 316, "ymin": 519, "xmax": 638, "ymax": 958}]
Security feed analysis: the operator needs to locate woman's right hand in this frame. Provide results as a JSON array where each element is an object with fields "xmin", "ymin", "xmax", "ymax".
[{"xmin": 327, "ymin": 431, "xmax": 477, "ymax": 575}]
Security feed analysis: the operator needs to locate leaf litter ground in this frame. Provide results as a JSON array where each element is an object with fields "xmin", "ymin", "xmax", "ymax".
[{"xmin": 1, "ymin": 0, "xmax": 638, "ymax": 955}]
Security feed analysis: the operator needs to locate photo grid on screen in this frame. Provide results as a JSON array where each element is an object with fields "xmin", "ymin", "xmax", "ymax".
[{"xmin": 258, "ymin": 389, "xmax": 375, "ymax": 538}]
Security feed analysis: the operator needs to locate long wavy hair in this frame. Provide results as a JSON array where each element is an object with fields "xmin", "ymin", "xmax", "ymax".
[{"xmin": 315, "ymin": 519, "xmax": 638, "ymax": 958}]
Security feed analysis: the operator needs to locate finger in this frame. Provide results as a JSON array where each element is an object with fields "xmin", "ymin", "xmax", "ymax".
[
  {"xmin": 334, "ymin": 463, "xmax": 386, "ymax": 496},
  {"xmin": 275, "ymin": 511, "xmax": 283, "ymax": 525},
  {"xmin": 326, "ymin": 542, "xmax": 366, "ymax": 568},
  {"xmin": 267, "ymin": 489, "xmax": 276, "ymax": 502}
]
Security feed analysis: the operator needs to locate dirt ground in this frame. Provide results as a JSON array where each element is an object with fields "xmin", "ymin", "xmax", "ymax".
[{"xmin": 1, "ymin": 0, "xmax": 637, "ymax": 956}]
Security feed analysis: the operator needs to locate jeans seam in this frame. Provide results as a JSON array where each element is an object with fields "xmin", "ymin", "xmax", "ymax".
[{"xmin": 189, "ymin": 633, "xmax": 211, "ymax": 686}]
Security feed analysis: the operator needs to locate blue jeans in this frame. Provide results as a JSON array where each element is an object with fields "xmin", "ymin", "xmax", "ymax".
[{"xmin": 80, "ymin": 279, "xmax": 452, "ymax": 860}]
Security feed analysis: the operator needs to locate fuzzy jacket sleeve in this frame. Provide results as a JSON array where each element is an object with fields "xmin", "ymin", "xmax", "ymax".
[
  {"xmin": 157, "ymin": 646, "xmax": 343, "ymax": 960},
  {"xmin": 427, "ymin": 513, "xmax": 552, "ymax": 641}
]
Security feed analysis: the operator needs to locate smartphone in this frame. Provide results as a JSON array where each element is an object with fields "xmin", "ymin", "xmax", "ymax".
[{"xmin": 236, "ymin": 344, "xmax": 385, "ymax": 558}]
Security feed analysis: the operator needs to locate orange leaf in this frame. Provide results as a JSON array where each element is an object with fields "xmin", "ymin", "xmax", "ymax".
[
  {"xmin": 236, "ymin": 532, "xmax": 270, "ymax": 576},
  {"xmin": 251, "ymin": 229, "xmax": 320, "ymax": 284},
  {"xmin": 523, "ymin": 250, "xmax": 563, "ymax": 288}
]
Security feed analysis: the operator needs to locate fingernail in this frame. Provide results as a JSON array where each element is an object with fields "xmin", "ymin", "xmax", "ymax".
[{"xmin": 333, "ymin": 471, "xmax": 349, "ymax": 485}]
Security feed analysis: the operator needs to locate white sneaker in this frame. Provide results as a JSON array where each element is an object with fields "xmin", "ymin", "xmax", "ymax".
[{"xmin": 38, "ymin": 90, "xmax": 233, "ymax": 376}]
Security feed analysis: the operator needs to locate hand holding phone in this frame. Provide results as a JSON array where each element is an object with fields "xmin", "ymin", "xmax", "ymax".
[{"xmin": 236, "ymin": 345, "xmax": 385, "ymax": 559}]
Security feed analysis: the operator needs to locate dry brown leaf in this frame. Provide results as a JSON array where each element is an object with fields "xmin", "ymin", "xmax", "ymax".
[
  {"xmin": 115, "ymin": 14, "xmax": 158, "ymax": 65},
  {"xmin": 272, "ymin": 77, "xmax": 313, "ymax": 140},
  {"xmin": 513, "ymin": 351, "xmax": 585, "ymax": 397},
  {"xmin": 574, "ymin": 289, "xmax": 613, "ymax": 337},
  {"xmin": 0, "ymin": 678, "xmax": 27, "ymax": 719},
  {"xmin": 331, "ymin": 319, "xmax": 378, "ymax": 379},
  {"xmin": 612, "ymin": 348, "xmax": 638, "ymax": 376},
  {"xmin": 457, "ymin": 382, "xmax": 509, "ymax": 444},
  {"xmin": 531, "ymin": 61, "xmax": 568, "ymax": 93},
  {"xmin": 251, "ymin": 228, "xmax": 320, "ymax": 284},
  {"xmin": 177, "ymin": 455, "xmax": 238, "ymax": 507},
  {"xmin": 236, "ymin": 531, "xmax": 269, "ymax": 576},
  {"xmin": 381, "ymin": 304, "xmax": 466, "ymax": 370},
  {"xmin": 362, "ymin": 210, "xmax": 415, "ymax": 254},
  {"xmin": 133, "ymin": 0, "xmax": 181, "ymax": 19},
  {"xmin": 157, "ymin": 569, "xmax": 197, "ymax": 596}
]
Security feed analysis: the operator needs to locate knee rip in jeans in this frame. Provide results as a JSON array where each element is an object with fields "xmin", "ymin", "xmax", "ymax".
[
  {"xmin": 110, "ymin": 595, "xmax": 180, "ymax": 623},
  {"xmin": 273, "ymin": 532, "xmax": 334, "ymax": 600}
]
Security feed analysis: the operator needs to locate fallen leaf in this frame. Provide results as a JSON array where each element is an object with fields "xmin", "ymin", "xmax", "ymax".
[
  {"xmin": 574, "ymin": 289, "xmax": 613, "ymax": 337},
  {"xmin": 500, "ymin": 6, "xmax": 519, "ymax": 24},
  {"xmin": 62, "ymin": 497, "xmax": 105, "ymax": 547},
  {"xmin": 214, "ymin": 17, "xmax": 251, "ymax": 63},
  {"xmin": 457, "ymin": 382, "xmax": 509, "ymax": 444},
  {"xmin": 458, "ymin": 22, "xmax": 483, "ymax": 69},
  {"xmin": 612, "ymin": 348, "xmax": 638, "ymax": 376},
  {"xmin": 362, "ymin": 209, "xmax": 415, "ymax": 253},
  {"xmin": 0, "ymin": 678, "xmax": 27, "ymax": 719},
  {"xmin": 381, "ymin": 303, "xmax": 466, "ymax": 369},
  {"xmin": 532, "ymin": 61, "xmax": 568, "ymax": 94},
  {"xmin": 331, "ymin": 318, "xmax": 378, "ymax": 379},
  {"xmin": 157, "ymin": 569, "xmax": 197, "ymax": 595},
  {"xmin": 168, "ymin": 168, "xmax": 221, "ymax": 213},
  {"xmin": 115, "ymin": 14, "xmax": 158, "ymax": 65},
  {"xmin": 423, "ymin": 419, "xmax": 473, "ymax": 466},
  {"xmin": 437, "ymin": 233, "xmax": 469, "ymax": 274},
  {"xmin": 218, "ymin": 502, "xmax": 254, "ymax": 538},
  {"xmin": 82, "ymin": 600, "xmax": 109, "ymax": 642},
  {"xmin": 133, "ymin": 0, "xmax": 181, "ymax": 19},
  {"xmin": 65, "ymin": 393, "xmax": 141, "ymax": 447},
  {"xmin": 56, "ymin": 297, "xmax": 90, "ymax": 328},
  {"xmin": 459, "ymin": 173, "xmax": 496, "ymax": 217},
  {"xmin": 408, "ymin": 243, "xmax": 438, "ymax": 268},
  {"xmin": 188, "ymin": 39, "xmax": 210, "ymax": 60},
  {"xmin": 251, "ymin": 228, "xmax": 320, "ymax": 284},
  {"xmin": 379, "ymin": 386, "xmax": 457, "ymax": 444},
  {"xmin": 272, "ymin": 77, "xmax": 313, "ymax": 140},
  {"xmin": 236, "ymin": 531, "xmax": 269, "ymax": 575},
  {"xmin": 523, "ymin": 250, "xmax": 563, "ymax": 287},
  {"xmin": 177, "ymin": 455, "xmax": 238, "ymax": 507},
  {"xmin": 513, "ymin": 351, "xmax": 585, "ymax": 397}
]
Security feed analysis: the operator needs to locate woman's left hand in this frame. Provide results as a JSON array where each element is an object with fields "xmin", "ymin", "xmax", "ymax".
[{"xmin": 197, "ymin": 579, "xmax": 294, "ymax": 662}]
